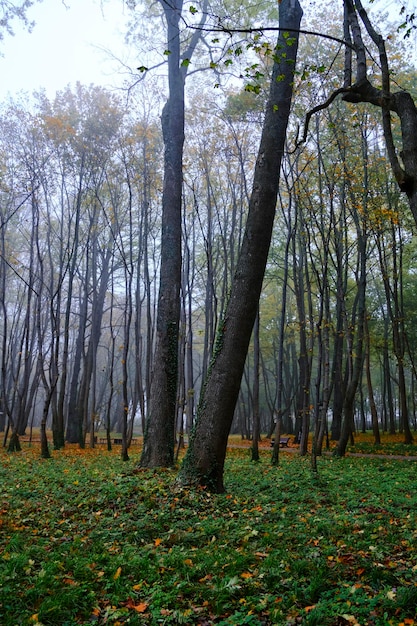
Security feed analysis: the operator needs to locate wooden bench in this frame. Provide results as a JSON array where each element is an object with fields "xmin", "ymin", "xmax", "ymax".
[{"xmin": 270, "ymin": 436, "xmax": 291, "ymax": 448}]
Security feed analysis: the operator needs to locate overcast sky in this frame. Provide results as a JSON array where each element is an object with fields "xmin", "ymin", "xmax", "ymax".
[
  {"xmin": 0, "ymin": 0, "xmax": 412, "ymax": 103},
  {"xmin": 0, "ymin": 0, "xmax": 134, "ymax": 100}
]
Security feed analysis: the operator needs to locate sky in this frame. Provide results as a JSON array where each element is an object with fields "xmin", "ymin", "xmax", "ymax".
[
  {"xmin": 0, "ymin": 0, "xmax": 134, "ymax": 101},
  {"xmin": 0, "ymin": 0, "xmax": 413, "ymax": 103}
]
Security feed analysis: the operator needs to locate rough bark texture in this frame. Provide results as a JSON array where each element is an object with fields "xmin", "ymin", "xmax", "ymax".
[
  {"xmin": 179, "ymin": 0, "xmax": 303, "ymax": 493},
  {"xmin": 140, "ymin": 0, "xmax": 184, "ymax": 467}
]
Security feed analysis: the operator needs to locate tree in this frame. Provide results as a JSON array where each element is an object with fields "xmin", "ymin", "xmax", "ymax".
[
  {"xmin": 140, "ymin": 0, "xmax": 208, "ymax": 468},
  {"xmin": 0, "ymin": 1, "xmax": 41, "ymax": 44},
  {"xmin": 303, "ymin": 0, "xmax": 417, "ymax": 228},
  {"xmin": 179, "ymin": 0, "xmax": 303, "ymax": 493}
]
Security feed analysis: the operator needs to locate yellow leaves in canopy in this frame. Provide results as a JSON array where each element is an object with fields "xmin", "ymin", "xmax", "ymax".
[
  {"xmin": 42, "ymin": 115, "xmax": 76, "ymax": 142},
  {"xmin": 367, "ymin": 204, "xmax": 399, "ymax": 229}
]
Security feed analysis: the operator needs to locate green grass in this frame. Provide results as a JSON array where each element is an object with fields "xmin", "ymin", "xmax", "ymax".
[
  {"xmin": 347, "ymin": 440, "xmax": 417, "ymax": 457},
  {"xmin": 1, "ymin": 445, "xmax": 416, "ymax": 625}
]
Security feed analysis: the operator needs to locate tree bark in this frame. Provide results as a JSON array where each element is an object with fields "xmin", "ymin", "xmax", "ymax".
[
  {"xmin": 179, "ymin": 0, "xmax": 303, "ymax": 492},
  {"xmin": 140, "ymin": 0, "xmax": 185, "ymax": 467}
]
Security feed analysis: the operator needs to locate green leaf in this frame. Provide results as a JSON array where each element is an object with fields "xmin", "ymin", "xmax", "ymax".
[
  {"xmin": 189, "ymin": 5, "xmax": 198, "ymax": 14},
  {"xmin": 181, "ymin": 58, "xmax": 191, "ymax": 67},
  {"xmin": 137, "ymin": 66, "xmax": 148, "ymax": 73}
]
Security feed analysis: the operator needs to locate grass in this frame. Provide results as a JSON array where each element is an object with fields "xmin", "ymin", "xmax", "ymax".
[
  {"xmin": 0, "ymin": 442, "xmax": 416, "ymax": 625},
  {"xmin": 346, "ymin": 432, "xmax": 417, "ymax": 457}
]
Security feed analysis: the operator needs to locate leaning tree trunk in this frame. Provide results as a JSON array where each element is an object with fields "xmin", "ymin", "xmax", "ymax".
[{"xmin": 179, "ymin": 0, "xmax": 303, "ymax": 493}]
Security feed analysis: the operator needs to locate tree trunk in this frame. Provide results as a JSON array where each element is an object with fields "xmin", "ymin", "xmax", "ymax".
[
  {"xmin": 251, "ymin": 308, "xmax": 260, "ymax": 462},
  {"xmin": 365, "ymin": 314, "xmax": 380, "ymax": 445},
  {"xmin": 179, "ymin": 0, "xmax": 303, "ymax": 492},
  {"xmin": 140, "ymin": 0, "xmax": 185, "ymax": 468},
  {"xmin": 335, "ymin": 233, "xmax": 367, "ymax": 457}
]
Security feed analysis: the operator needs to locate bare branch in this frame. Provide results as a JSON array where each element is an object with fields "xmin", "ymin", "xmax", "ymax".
[{"xmin": 295, "ymin": 87, "xmax": 351, "ymax": 149}]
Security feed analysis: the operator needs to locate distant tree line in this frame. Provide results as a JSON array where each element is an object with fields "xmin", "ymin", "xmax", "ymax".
[{"xmin": 0, "ymin": 0, "xmax": 416, "ymax": 481}]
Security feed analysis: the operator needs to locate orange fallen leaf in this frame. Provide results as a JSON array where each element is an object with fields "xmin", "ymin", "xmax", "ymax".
[
  {"xmin": 154, "ymin": 538, "xmax": 162, "ymax": 546},
  {"xmin": 113, "ymin": 566, "xmax": 122, "ymax": 580},
  {"xmin": 241, "ymin": 572, "xmax": 253, "ymax": 579},
  {"xmin": 304, "ymin": 605, "xmax": 316, "ymax": 612},
  {"xmin": 126, "ymin": 600, "xmax": 148, "ymax": 613},
  {"xmin": 184, "ymin": 558, "xmax": 193, "ymax": 566}
]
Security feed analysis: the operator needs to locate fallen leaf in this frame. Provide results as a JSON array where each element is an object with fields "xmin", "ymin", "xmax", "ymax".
[
  {"xmin": 341, "ymin": 615, "xmax": 360, "ymax": 625},
  {"xmin": 113, "ymin": 566, "xmax": 122, "ymax": 580},
  {"xmin": 126, "ymin": 600, "xmax": 148, "ymax": 613}
]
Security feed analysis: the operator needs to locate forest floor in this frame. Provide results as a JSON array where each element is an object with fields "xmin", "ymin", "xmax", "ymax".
[
  {"xmin": 226, "ymin": 432, "xmax": 417, "ymax": 461},
  {"xmin": 0, "ymin": 434, "xmax": 416, "ymax": 626}
]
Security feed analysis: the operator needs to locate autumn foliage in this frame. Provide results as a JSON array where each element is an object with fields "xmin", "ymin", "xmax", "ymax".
[{"xmin": 0, "ymin": 443, "xmax": 416, "ymax": 624}]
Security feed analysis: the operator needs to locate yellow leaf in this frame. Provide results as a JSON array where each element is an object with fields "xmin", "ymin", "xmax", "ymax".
[
  {"xmin": 113, "ymin": 566, "xmax": 122, "ymax": 580},
  {"xmin": 341, "ymin": 616, "xmax": 360, "ymax": 625}
]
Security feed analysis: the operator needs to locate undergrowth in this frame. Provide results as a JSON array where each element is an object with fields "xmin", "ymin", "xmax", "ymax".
[{"xmin": 0, "ymin": 444, "xmax": 416, "ymax": 625}]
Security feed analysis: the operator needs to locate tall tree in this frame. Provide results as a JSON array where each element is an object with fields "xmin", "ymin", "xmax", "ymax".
[
  {"xmin": 179, "ymin": 0, "xmax": 303, "ymax": 493},
  {"xmin": 140, "ymin": 0, "xmax": 207, "ymax": 467}
]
